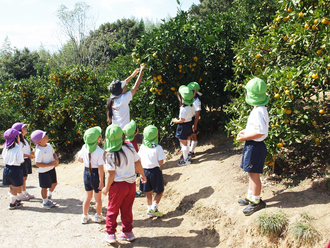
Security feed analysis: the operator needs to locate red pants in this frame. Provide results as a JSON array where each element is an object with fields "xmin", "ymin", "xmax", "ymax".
[{"xmin": 106, "ymin": 181, "xmax": 136, "ymax": 234}]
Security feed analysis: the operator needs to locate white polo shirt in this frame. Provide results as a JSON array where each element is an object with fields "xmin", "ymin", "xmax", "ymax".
[
  {"xmin": 1, "ymin": 145, "xmax": 24, "ymax": 166},
  {"xmin": 35, "ymin": 143, "xmax": 56, "ymax": 173},
  {"xmin": 138, "ymin": 144, "xmax": 166, "ymax": 169},
  {"xmin": 78, "ymin": 145, "xmax": 105, "ymax": 169},
  {"xmin": 179, "ymin": 105, "xmax": 195, "ymax": 123},
  {"xmin": 244, "ymin": 106, "xmax": 269, "ymax": 142},
  {"xmin": 112, "ymin": 90, "xmax": 132, "ymax": 129},
  {"xmin": 19, "ymin": 139, "xmax": 31, "ymax": 156},
  {"xmin": 105, "ymin": 144, "xmax": 139, "ymax": 183},
  {"xmin": 193, "ymin": 97, "xmax": 202, "ymax": 112}
]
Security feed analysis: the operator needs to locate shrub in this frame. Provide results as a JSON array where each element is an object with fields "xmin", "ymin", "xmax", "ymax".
[{"xmin": 256, "ymin": 210, "xmax": 289, "ymax": 238}]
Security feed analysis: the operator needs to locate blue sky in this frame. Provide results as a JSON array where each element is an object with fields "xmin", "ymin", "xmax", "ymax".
[{"xmin": 0, "ymin": 0, "xmax": 199, "ymax": 52}]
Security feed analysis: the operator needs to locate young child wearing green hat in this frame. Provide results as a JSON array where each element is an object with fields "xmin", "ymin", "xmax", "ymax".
[
  {"xmin": 77, "ymin": 126, "xmax": 105, "ymax": 224},
  {"xmin": 236, "ymin": 78, "xmax": 270, "ymax": 216},
  {"xmin": 138, "ymin": 125, "xmax": 166, "ymax": 218},
  {"xmin": 102, "ymin": 124, "xmax": 146, "ymax": 244},
  {"xmin": 123, "ymin": 120, "xmax": 139, "ymax": 152},
  {"xmin": 172, "ymin": 85, "xmax": 195, "ymax": 166}
]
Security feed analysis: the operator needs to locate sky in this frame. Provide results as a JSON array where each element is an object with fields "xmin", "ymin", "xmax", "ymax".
[{"xmin": 0, "ymin": 0, "xmax": 200, "ymax": 53}]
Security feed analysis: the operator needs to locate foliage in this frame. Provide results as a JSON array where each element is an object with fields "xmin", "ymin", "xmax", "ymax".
[
  {"xmin": 189, "ymin": 0, "xmax": 234, "ymax": 17},
  {"xmin": 256, "ymin": 210, "xmax": 288, "ymax": 237},
  {"xmin": 225, "ymin": 0, "xmax": 330, "ymax": 168},
  {"xmin": 0, "ymin": 66, "xmax": 109, "ymax": 150}
]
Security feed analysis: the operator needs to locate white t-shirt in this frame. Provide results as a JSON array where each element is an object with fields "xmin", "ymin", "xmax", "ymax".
[
  {"xmin": 19, "ymin": 139, "xmax": 31, "ymax": 156},
  {"xmin": 138, "ymin": 144, "xmax": 166, "ymax": 169},
  {"xmin": 105, "ymin": 144, "xmax": 139, "ymax": 183},
  {"xmin": 35, "ymin": 143, "xmax": 55, "ymax": 173},
  {"xmin": 1, "ymin": 144, "xmax": 24, "ymax": 166},
  {"xmin": 78, "ymin": 145, "xmax": 105, "ymax": 169},
  {"xmin": 244, "ymin": 106, "xmax": 269, "ymax": 142},
  {"xmin": 112, "ymin": 90, "xmax": 132, "ymax": 129},
  {"xmin": 179, "ymin": 105, "xmax": 195, "ymax": 122},
  {"xmin": 193, "ymin": 97, "xmax": 202, "ymax": 112}
]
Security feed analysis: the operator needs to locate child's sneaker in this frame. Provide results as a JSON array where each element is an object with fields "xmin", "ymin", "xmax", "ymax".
[
  {"xmin": 25, "ymin": 192, "xmax": 35, "ymax": 199},
  {"xmin": 42, "ymin": 200, "xmax": 56, "ymax": 208},
  {"xmin": 238, "ymin": 196, "xmax": 251, "ymax": 206},
  {"xmin": 105, "ymin": 234, "xmax": 116, "ymax": 244},
  {"xmin": 94, "ymin": 214, "xmax": 104, "ymax": 223},
  {"xmin": 177, "ymin": 158, "xmax": 191, "ymax": 166},
  {"xmin": 8, "ymin": 200, "xmax": 22, "ymax": 210},
  {"xmin": 147, "ymin": 208, "xmax": 163, "ymax": 218},
  {"xmin": 243, "ymin": 199, "xmax": 266, "ymax": 216},
  {"xmin": 117, "ymin": 232, "xmax": 136, "ymax": 241},
  {"xmin": 188, "ymin": 151, "xmax": 195, "ymax": 158},
  {"xmin": 17, "ymin": 194, "xmax": 30, "ymax": 201},
  {"xmin": 81, "ymin": 215, "xmax": 90, "ymax": 224},
  {"xmin": 180, "ymin": 153, "xmax": 192, "ymax": 160}
]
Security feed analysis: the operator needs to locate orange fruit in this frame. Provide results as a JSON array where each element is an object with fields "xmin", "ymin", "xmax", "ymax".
[
  {"xmin": 315, "ymin": 138, "xmax": 320, "ymax": 144},
  {"xmin": 319, "ymin": 109, "xmax": 325, "ymax": 114},
  {"xmin": 286, "ymin": 109, "xmax": 292, "ymax": 115},
  {"xmin": 312, "ymin": 121, "xmax": 317, "ymax": 126},
  {"xmin": 312, "ymin": 73, "xmax": 319, "ymax": 79},
  {"xmin": 321, "ymin": 18, "xmax": 329, "ymax": 24},
  {"xmin": 283, "ymin": 36, "xmax": 288, "ymax": 41},
  {"xmin": 277, "ymin": 142, "xmax": 283, "ymax": 148},
  {"xmin": 298, "ymin": 12, "xmax": 303, "ymax": 17},
  {"xmin": 305, "ymin": 23, "xmax": 309, "ymax": 29}
]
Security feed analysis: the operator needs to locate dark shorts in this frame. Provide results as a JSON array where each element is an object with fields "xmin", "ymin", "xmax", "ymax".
[
  {"xmin": 2, "ymin": 165, "xmax": 23, "ymax": 187},
  {"xmin": 84, "ymin": 168, "xmax": 102, "ymax": 193},
  {"xmin": 192, "ymin": 116, "xmax": 198, "ymax": 134},
  {"xmin": 240, "ymin": 140, "xmax": 267, "ymax": 174},
  {"xmin": 20, "ymin": 159, "xmax": 28, "ymax": 177},
  {"xmin": 175, "ymin": 121, "xmax": 193, "ymax": 140},
  {"xmin": 26, "ymin": 158, "xmax": 32, "ymax": 174},
  {"xmin": 39, "ymin": 168, "xmax": 57, "ymax": 189},
  {"xmin": 140, "ymin": 167, "xmax": 164, "ymax": 194}
]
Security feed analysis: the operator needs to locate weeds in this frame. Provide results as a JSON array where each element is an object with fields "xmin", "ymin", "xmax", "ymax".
[{"xmin": 256, "ymin": 211, "xmax": 288, "ymax": 238}]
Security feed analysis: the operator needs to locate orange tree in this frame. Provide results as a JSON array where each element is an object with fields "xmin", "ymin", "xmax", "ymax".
[
  {"xmin": 0, "ymin": 66, "xmax": 109, "ymax": 150},
  {"xmin": 225, "ymin": 0, "xmax": 330, "ymax": 171}
]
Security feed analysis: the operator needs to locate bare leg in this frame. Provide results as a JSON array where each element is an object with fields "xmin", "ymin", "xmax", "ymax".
[
  {"xmin": 248, "ymin": 173, "xmax": 261, "ymax": 196},
  {"xmin": 83, "ymin": 191, "xmax": 93, "ymax": 216},
  {"xmin": 154, "ymin": 192, "xmax": 163, "ymax": 204},
  {"xmin": 94, "ymin": 191, "xmax": 102, "ymax": 216},
  {"xmin": 146, "ymin": 190, "xmax": 153, "ymax": 205}
]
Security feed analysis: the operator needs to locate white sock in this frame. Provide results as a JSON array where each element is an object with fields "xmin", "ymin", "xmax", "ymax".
[
  {"xmin": 47, "ymin": 190, "xmax": 52, "ymax": 197},
  {"xmin": 182, "ymin": 145, "xmax": 189, "ymax": 160},
  {"xmin": 10, "ymin": 194, "xmax": 17, "ymax": 204},
  {"xmin": 152, "ymin": 202, "xmax": 158, "ymax": 210},
  {"xmin": 43, "ymin": 198, "xmax": 48, "ymax": 204},
  {"xmin": 247, "ymin": 189, "xmax": 253, "ymax": 200},
  {"xmin": 190, "ymin": 141, "xmax": 198, "ymax": 152},
  {"xmin": 187, "ymin": 139, "xmax": 191, "ymax": 148},
  {"xmin": 23, "ymin": 191, "xmax": 27, "ymax": 195},
  {"xmin": 252, "ymin": 195, "xmax": 260, "ymax": 203},
  {"xmin": 148, "ymin": 205, "xmax": 152, "ymax": 211}
]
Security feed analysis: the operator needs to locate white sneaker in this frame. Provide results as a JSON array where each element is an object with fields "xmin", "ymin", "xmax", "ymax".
[
  {"xmin": 94, "ymin": 214, "xmax": 104, "ymax": 223},
  {"xmin": 177, "ymin": 158, "xmax": 191, "ymax": 166},
  {"xmin": 42, "ymin": 200, "xmax": 56, "ymax": 208},
  {"xmin": 81, "ymin": 215, "xmax": 90, "ymax": 224},
  {"xmin": 17, "ymin": 194, "xmax": 30, "ymax": 201},
  {"xmin": 25, "ymin": 192, "xmax": 35, "ymax": 199}
]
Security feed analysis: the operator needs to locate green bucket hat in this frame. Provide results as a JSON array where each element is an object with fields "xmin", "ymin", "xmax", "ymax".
[
  {"xmin": 245, "ymin": 78, "xmax": 270, "ymax": 106},
  {"xmin": 178, "ymin": 85, "xmax": 194, "ymax": 105},
  {"xmin": 123, "ymin": 120, "xmax": 137, "ymax": 142},
  {"xmin": 83, "ymin": 126, "xmax": 102, "ymax": 153},
  {"xmin": 187, "ymin": 82, "xmax": 200, "ymax": 91},
  {"xmin": 104, "ymin": 124, "xmax": 123, "ymax": 152},
  {"xmin": 142, "ymin": 125, "xmax": 158, "ymax": 148}
]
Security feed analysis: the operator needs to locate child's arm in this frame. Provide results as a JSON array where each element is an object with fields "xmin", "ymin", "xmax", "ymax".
[
  {"xmin": 77, "ymin": 158, "xmax": 83, "ymax": 163},
  {"xmin": 102, "ymin": 170, "xmax": 115, "ymax": 195},
  {"xmin": 36, "ymin": 161, "xmax": 58, "ymax": 168},
  {"xmin": 158, "ymin": 159, "xmax": 164, "ymax": 167},
  {"xmin": 130, "ymin": 64, "xmax": 146, "ymax": 97},
  {"xmin": 98, "ymin": 164, "xmax": 104, "ymax": 190},
  {"xmin": 53, "ymin": 153, "xmax": 59, "ymax": 166},
  {"xmin": 172, "ymin": 118, "xmax": 186, "ymax": 124},
  {"xmin": 125, "ymin": 68, "xmax": 140, "ymax": 83},
  {"xmin": 24, "ymin": 153, "xmax": 34, "ymax": 159},
  {"xmin": 134, "ymin": 160, "xmax": 147, "ymax": 184},
  {"xmin": 237, "ymin": 131, "xmax": 264, "ymax": 142},
  {"xmin": 192, "ymin": 110, "xmax": 201, "ymax": 132}
]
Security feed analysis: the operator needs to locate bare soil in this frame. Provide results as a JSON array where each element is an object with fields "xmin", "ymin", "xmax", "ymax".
[{"xmin": 1, "ymin": 133, "xmax": 329, "ymax": 248}]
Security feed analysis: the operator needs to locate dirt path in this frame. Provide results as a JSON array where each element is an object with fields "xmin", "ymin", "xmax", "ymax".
[{"xmin": 1, "ymin": 135, "xmax": 330, "ymax": 248}]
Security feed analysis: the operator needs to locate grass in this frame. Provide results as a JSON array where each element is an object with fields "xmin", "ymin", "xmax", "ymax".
[{"xmin": 256, "ymin": 210, "xmax": 288, "ymax": 238}]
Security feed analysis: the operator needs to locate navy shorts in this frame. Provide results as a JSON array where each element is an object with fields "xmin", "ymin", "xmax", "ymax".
[
  {"xmin": 26, "ymin": 158, "xmax": 32, "ymax": 174},
  {"xmin": 175, "ymin": 121, "xmax": 193, "ymax": 140},
  {"xmin": 2, "ymin": 165, "xmax": 23, "ymax": 187},
  {"xmin": 140, "ymin": 167, "xmax": 164, "ymax": 194},
  {"xmin": 84, "ymin": 168, "xmax": 103, "ymax": 193},
  {"xmin": 39, "ymin": 168, "xmax": 57, "ymax": 189},
  {"xmin": 20, "ymin": 160, "xmax": 28, "ymax": 177},
  {"xmin": 240, "ymin": 140, "xmax": 267, "ymax": 174},
  {"xmin": 191, "ymin": 116, "xmax": 198, "ymax": 134}
]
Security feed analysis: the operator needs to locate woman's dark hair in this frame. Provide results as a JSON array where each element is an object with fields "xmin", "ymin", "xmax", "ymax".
[
  {"xmin": 106, "ymin": 142, "xmax": 134, "ymax": 168},
  {"xmin": 8, "ymin": 136, "xmax": 19, "ymax": 150},
  {"xmin": 19, "ymin": 133, "xmax": 27, "ymax": 146},
  {"xmin": 88, "ymin": 153, "xmax": 92, "ymax": 174},
  {"xmin": 106, "ymin": 97, "xmax": 114, "ymax": 123}
]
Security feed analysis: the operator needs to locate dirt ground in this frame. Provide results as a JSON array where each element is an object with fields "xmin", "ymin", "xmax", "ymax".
[{"xmin": 1, "ymin": 133, "xmax": 330, "ymax": 248}]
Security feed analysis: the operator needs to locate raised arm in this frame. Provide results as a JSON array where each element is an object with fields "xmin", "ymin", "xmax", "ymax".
[{"xmin": 130, "ymin": 64, "xmax": 146, "ymax": 97}]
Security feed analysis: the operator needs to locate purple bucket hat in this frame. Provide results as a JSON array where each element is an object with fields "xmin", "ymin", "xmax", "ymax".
[
  {"xmin": 31, "ymin": 130, "xmax": 46, "ymax": 145},
  {"xmin": 11, "ymin": 122, "xmax": 27, "ymax": 131},
  {"xmin": 4, "ymin": 128, "xmax": 21, "ymax": 147}
]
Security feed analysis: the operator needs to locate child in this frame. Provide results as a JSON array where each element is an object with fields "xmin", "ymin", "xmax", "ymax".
[
  {"xmin": 123, "ymin": 120, "xmax": 139, "ymax": 152},
  {"xmin": 187, "ymin": 82, "xmax": 202, "ymax": 157},
  {"xmin": 138, "ymin": 125, "xmax": 166, "ymax": 218},
  {"xmin": 12, "ymin": 122, "xmax": 35, "ymax": 200},
  {"xmin": 2, "ymin": 128, "xmax": 24, "ymax": 209},
  {"xmin": 172, "ymin": 85, "xmax": 195, "ymax": 166},
  {"xmin": 31, "ymin": 130, "xmax": 59, "ymax": 208},
  {"xmin": 236, "ymin": 78, "xmax": 269, "ymax": 216},
  {"xmin": 77, "ymin": 126, "xmax": 105, "ymax": 224},
  {"xmin": 102, "ymin": 124, "xmax": 146, "ymax": 244}
]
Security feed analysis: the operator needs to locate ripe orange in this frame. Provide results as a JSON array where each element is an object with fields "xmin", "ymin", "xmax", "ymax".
[
  {"xmin": 277, "ymin": 142, "xmax": 283, "ymax": 148},
  {"xmin": 312, "ymin": 73, "xmax": 319, "ymax": 79},
  {"xmin": 312, "ymin": 121, "xmax": 317, "ymax": 126},
  {"xmin": 152, "ymin": 53, "xmax": 158, "ymax": 58},
  {"xmin": 276, "ymin": 17, "xmax": 281, "ymax": 22},
  {"xmin": 275, "ymin": 93, "xmax": 280, "ymax": 98},
  {"xmin": 322, "ymin": 18, "xmax": 329, "ymax": 24},
  {"xmin": 283, "ymin": 36, "xmax": 288, "ymax": 41},
  {"xmin": 315, "ymin": 138, "xmax": 320, "ymax": 144},
  {"xmin": 286, "ymin": 109, "xmax": 292, "ymax": 115},
  {"xmin": 292, "ymin": 81, "xmax": 297, "ymax": 85},
  {"xmin": 304, "ymin": 23, "xmax": 309, "ymax": 29},
  {"xmin": 316, "ymin": 50, "xmax": 322, "ymax": 55},
  {"xmin": 298, "ymin": 12, "xmax": 303, "ymax": 17},
  {"xmin": 193, "ymin": 56, "xmax": 198, "ymax": 61},
  {"xmin": 319, "ymin": 109, "xmax": 325, "ymax": 114},
  {"xmin": 288, "ymin": 7, "xmax": 292, "ymax": 12}
]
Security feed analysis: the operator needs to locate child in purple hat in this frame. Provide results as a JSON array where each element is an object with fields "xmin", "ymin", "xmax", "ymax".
[
  {"xmin": 12, "ymin": 122, "xmax": 35, "ymax": 200},
  {"xmin": 31, "ymin": 130, "xmax": 59, "ymax": 208},
  {"xmin": 2, "ymin": 128, "xmax": 25, "ymax": 210}
]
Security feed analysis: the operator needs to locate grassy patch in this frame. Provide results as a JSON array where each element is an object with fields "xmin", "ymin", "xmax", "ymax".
[{"xmin": 256, "ymin": 210, "xmax": 288, "ymax": 238}]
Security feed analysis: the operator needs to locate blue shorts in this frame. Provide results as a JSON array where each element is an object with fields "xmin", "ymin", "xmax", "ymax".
[
  {"xmin": 39, "ymin": 168, "xmax": 57, "ymax": 189},
  {"xmin": 20, "ymin": 160, "xmax": 28, "ymax": 177},
  {"xmin": 175, "ymin": 121, "xmax": 193, "ymax": 140},
  {"xmin": 2, "ymin": 165, "xmax": 23, "ymax": 187},
  {"xmin": 191, "ymin": 116, "xmax": 198, "ymax": 134},
  {"xmin": 240, "ymin": 140, "xmax": 267, "ymax": 174},
  {"xmin": 84, "ymin": 168, "xmax": 103, "ymax": 193},
  {"xmin": 140, "ymin": 167, "xmax": 164, "ymax": 194}
]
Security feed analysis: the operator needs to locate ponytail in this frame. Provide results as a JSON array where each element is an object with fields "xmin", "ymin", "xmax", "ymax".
[
  {"xmin": 19, "ymin": 133, "xmax": 27, "ymax": 146},
  {"xmin": 106, "ymin": 97, "xmax": 114, "ymax": 123},
  {"xmin": 88, "ymin": 153, "xmax": 92, "ymax": 174}
]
